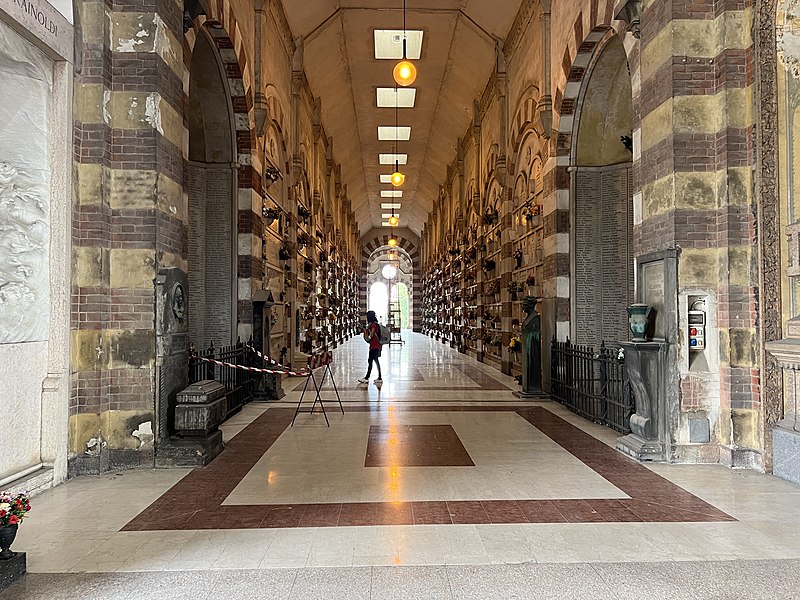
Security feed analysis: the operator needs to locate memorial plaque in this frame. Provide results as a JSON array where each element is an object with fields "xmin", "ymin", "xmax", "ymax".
[
  {"xmin": 188, "ymin": 165, "xmax": 206, "ymax": 345},
  {"xmin": 575, "ymin": 167, "xmax": 633, "ymax": 347},
  {"xmin": 205, "ymin": 167, "xmax": 233, "ymax": 345},
  {"xmin": 188, "ymin": 165, "xmax": 234, "ymax": 347},
  {"xmin": 642, "ymin": 260, "xmax": 665, "ymax": 339}
]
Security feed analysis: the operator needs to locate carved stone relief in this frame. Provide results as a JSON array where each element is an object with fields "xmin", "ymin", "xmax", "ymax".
[
  {"xmin": 0, "ymin": 22, "xmax": 52, "ymax": 344},
  {"xmin": 777, "ymin": 0, "xmax": 800, "ymax": 77},
  {"xmin": 757, "ymin": 0, "xmax": 785, "ymax": 442}
]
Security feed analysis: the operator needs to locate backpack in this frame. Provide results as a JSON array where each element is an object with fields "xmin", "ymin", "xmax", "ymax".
[{"xmin": 378, "ymin": 323, "xmax": 391, "ymax": 346}]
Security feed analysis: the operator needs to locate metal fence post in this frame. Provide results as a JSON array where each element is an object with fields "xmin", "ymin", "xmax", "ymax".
[{"xmin": 599, "ymin": 343, "xmax": 608, "ymax": 429}]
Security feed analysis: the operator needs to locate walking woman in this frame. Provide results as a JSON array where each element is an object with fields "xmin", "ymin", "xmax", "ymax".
[{"xmin": 358, "ymin": 310, "xmax": 383, "ymax": 385}]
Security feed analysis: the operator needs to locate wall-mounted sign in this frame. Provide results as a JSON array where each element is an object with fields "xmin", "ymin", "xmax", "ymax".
[{"xmin": 1, "ymin": 0, "xmax": 73, "ymax": 61}]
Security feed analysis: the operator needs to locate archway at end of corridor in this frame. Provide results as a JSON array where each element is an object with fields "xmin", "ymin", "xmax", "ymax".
[{"xmin": 366, "ymin": 246, "xmax": 414, "ymax": 331}]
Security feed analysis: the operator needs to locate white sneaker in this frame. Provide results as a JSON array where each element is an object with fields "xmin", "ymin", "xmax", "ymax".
[
  {"xmin": 358, "ymin": 378, "xmax": 369, "ymax": 384},
  {"xmin": 374, "ymin": 378, "xmax": 383, "ymax": 384}
]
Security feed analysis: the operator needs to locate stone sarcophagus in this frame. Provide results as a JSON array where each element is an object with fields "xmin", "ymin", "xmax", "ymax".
[
  {"xmin": 158, "ymin": 380, "xmax": 227, "ymax": 467},
  {"xmin": 174, "ymin": 380, "xmax": 227, "ymax": 434}
]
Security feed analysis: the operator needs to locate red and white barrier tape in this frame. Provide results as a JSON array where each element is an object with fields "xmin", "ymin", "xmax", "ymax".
[
  {"xmin": 246, "ymin": 345, "xmax": 290, "ymax": 369},
  {"xmin": 193, "ymin": 355, "xmax": 310, "ymax": 377},
  {"xmin": 246, "ymin": 344, "xmax": 332, "ymax": 371}
]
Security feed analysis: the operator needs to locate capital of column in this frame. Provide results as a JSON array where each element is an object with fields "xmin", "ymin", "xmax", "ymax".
[{"xmin": 614, "ymin": 0, "xmax": 642, "ymax": 39}]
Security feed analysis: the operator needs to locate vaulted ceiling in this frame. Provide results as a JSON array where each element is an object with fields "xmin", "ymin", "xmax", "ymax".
[{"xmin": 279, "ymin": 0, "xmax": 526, "ymax": 236}]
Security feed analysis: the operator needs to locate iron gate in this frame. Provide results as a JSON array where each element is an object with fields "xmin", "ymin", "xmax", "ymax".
[
  {"xmin": 550, "ymin": 339, "xmax": 634, "ymax": 434},
  {"xmin": 189, "ymin": 341, "xmax": 259, "ymax": 418}
]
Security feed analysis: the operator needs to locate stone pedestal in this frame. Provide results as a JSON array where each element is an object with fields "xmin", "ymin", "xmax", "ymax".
[
  {"xmin": 253, "ymin": 290, "xmax": 284, "ymax": 400},
  {"xmin": 765, "ymin": 337, "xmax": 800, "ymax": 485},
  {"xmin": 617, "ymin": 341, "xmax": 669, "ymax": 462},
  {"xmin": 155, "ymin": 268, "xmax": 189, "ymax": 452},
  {"xmin": 774, "ymin": 424, "xmax": 800, "ymax": 485},
  {"xmin": 157, "ymin": 380, "xmax": 226, "ymax": 467},
  {"xmin": 0, "ymin": 552, "xmax": 26, "ymax": 592}
]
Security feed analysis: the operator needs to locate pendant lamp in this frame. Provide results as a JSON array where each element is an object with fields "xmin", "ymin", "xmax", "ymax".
[
  {"xmin": 393, "ymin": 0, "xmax": 417, "ymax": 87},
  {"xmin": 390, "ymin": 88, "xmax": 405, "ymax": 188}
]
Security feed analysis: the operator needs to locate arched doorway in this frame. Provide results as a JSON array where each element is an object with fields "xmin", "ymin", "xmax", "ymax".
[
  {"xmin": 394, "ymin": 282, "xmax": 411, "ymax": 330},
  {"xmin": 186, "ymin": 30, "xmax": 238, "ymax": 348},
  {"xmin": 368, "ymin": 282, "xmax": 389, "ymax": 324},
  {"xmin": 570, "ymin": 34, "xmax": 634, "ymax": 347},
  {"xmin": 365, "ymin": 246, "xmax": 415, "ymax": 329}
]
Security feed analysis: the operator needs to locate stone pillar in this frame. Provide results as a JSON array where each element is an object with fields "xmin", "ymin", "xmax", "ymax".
[
  {"xmin": 70, "ymin": 0, "xmax": 186, "ymax": 475},
  {"xmin": 636, "ymin": 0, "xmax": 760, "ymax": 467}
]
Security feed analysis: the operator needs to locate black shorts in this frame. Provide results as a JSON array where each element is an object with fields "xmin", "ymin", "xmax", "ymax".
[{"xmin": 369, "ymin": 348, "xmax": 382, "ymax": 360}]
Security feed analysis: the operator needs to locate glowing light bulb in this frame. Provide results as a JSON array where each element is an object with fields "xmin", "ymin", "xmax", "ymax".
[
  {"xmin": 388, "ymin": 215, "xmax": 399, "ymax": 227},
  {"xmin": 393, "ymin": 60, "xmax": 417, "ymax": 87},
  {"xmin": 390, "ymin": 170, "xmax": 405, "ymax": 187},
  {"xmin": 388, "ymin": 237, "xmax": 398, "ymax": 247}
]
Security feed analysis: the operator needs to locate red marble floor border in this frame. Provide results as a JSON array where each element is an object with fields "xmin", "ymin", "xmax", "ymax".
[
  {"xmin": 122, "ymin": 406, "xmax": 734, "ymax": 531},
  {"xmin": 365, "ymin": 425, "xmax": 474, "ymax": 467}
]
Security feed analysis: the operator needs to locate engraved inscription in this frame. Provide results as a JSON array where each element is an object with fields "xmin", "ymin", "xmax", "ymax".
[{"xmin": 575, "ymin": 167, "xmax": 633, "ymax": 347}]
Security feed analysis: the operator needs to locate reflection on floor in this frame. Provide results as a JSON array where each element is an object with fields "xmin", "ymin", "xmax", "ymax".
[{"xmin": 3, "ymin": 334, "xmax": 800, "ymax": 599}]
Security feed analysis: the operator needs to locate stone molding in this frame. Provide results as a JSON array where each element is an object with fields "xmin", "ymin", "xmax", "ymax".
[{"xmin": 756, "ymin": 0, "xmax": 786, "ymax": 438}]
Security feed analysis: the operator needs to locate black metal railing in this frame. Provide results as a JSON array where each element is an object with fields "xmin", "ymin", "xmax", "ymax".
[
  {"xmin": 189, "ymin": 340, "xmax": 259, "ymax": 418},
  {"xmin": 550, "ymin": 339, "xmax": 634, "ymax": 434}
]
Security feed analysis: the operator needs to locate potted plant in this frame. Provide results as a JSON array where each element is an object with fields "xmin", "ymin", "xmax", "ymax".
[
  {"xmin": 513, "ymin": 248, "xmax": 524, "ymax": 269},
  {"xmin": 0, "ymin": 491, "xmax": 31, "ymax": 559},
  {"xmin": 526, "ymin": 273, "xmax": 536, "ymax": 290},
  {"xmin": 278, "ymin": 242, "xmax": 294, "ymax": 261},
  {"xmin": 524, "ymin": 203, "xmax": 541, "ymax": 226},
  {"xmin": 483, "ymin": 258, "xmax": 496, "ymax": 272},
  {"xmin": 263, "ymin": 206, "xmax": 281, "ymax": 226},
  {"xmin": 509, "ymin": 335, "xmax": 522, "ymax": 354},
  {"xmin": 508, "ymin": 281, "xmax": 522, "ymax": 301},
  {"xmin": 297, "ymin": 232, "xmax": 311, "ymax": 249},
  {"xmin": 298, "ymin": 204, "xmax": 311, "ymax": 223}
]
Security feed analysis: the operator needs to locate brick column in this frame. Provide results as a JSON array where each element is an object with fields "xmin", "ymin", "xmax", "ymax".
[
  {"xmin": 638, "ymin": 0, "xmax": 759, "ymax": 466},
  {"xmin": 70, "ymin": 0, "xmax": 185, "ymax": 474}
]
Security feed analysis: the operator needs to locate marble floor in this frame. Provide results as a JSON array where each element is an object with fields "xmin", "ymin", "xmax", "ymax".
[{"xmin": 3, "ymin": 333, "xmax": 800, "ymax": 599}]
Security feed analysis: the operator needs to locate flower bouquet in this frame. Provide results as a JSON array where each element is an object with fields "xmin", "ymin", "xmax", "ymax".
[
  {"xmin": 262, "ymin": 206, "xmax": 281, "ymax": 226},
  {"xmin": 513, "ymin": 248, "xmax": 524, "ymax": 269},
  {"xmin": 0, "ymin": 491, "xmax": 31, "ymax": 559}
]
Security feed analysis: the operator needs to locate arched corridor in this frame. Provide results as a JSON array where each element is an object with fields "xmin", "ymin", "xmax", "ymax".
[{"xmin": 3, "ymin": 0, "xmax": 800, "ymax": 596}]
